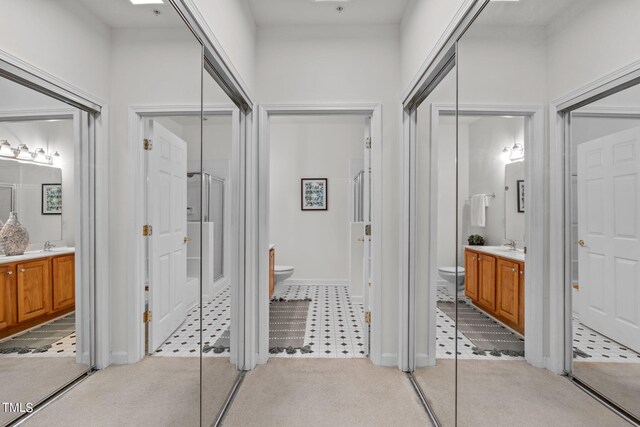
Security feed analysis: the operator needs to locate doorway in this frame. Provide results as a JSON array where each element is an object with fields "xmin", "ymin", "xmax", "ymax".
[{"xmin": 256, "ymin": 105, "xmax": 382, "ymax": 364}]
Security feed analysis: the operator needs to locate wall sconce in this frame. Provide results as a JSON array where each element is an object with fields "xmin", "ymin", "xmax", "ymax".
[
  {"xmin": 501, "ymin": 141, "xmax": 524, "ymax": 161},
  {"xmin": 16, "ymin": 144, "xmax": 32, "ymax": 160},
  {"xmin": 0, "ymin": 140, "xmax": 15, "ymax": 157}
]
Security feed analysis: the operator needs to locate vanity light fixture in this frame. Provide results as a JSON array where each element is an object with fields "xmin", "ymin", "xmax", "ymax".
[
  {"xmin": 509, "ymin": 142, "xmax": 524, "ymax": 161},
  {"xmin": 0, "ymin": 140, "xmax": 15, "ymax": 157}
]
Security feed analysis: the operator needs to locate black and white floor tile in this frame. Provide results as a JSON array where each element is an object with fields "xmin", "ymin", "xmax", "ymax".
[
  {"xmin": 572, "ymin": 316, "xmax": 640, "ymax": 363},
  {"xmin": 154, "ymin": 285, "xmax": 232, "ymax": 357},
  {"xmin": 271, "ymin": 284, "xmax": 367, "ymax": 358}
]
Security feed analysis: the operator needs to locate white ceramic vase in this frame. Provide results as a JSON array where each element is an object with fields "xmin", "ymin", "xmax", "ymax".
[{"xmin": 0, "ymin": 212, "xmax": 29, "ymax": 256}]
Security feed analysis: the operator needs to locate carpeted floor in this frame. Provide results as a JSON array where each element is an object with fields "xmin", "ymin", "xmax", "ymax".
[
  {"xmin": 574, "ymin": 362, "xmax": 640, "ymax": 420},
  {"xmin": 0, "ymin": 357, "xmax": 87, "ymax": 426},
  {"xmin": 222, "ymin": 359, "xmax": 427, "ymax": 427},
  {"xmin": 23, "ymin": 357, "xmax": 238, "ymax": 427},
  {"xmin": 415, "ymin": 360, "xmax": 630, "ymax": 426}
]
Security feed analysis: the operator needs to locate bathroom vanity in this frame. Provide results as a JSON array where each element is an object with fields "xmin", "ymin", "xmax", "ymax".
[
  {"xmin": 0, "ymin": 248, "xmax": 75, "ymax": 339},
  {"xmin": 464, "ymin": 246, "xmax": 524, "ymax": 334}
]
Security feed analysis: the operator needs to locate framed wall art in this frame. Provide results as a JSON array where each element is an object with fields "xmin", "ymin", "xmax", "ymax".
[
  {"xmin": 42, "ymin": 183, "xmax": 62, "ymax": 215},
  {"xmin": 301, "ymin": 178, "xmax": 328, "ymax": 211}
]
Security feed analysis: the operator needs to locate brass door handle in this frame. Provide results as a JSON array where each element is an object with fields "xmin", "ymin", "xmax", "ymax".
[
  {"xmin": 183, "ymin": 236, "xmax": 192, "ymax": 244},
  {"xmin": 573, "ymin": 283, "xmax": 580, "ymax": 290},
  {"xmin": 577, "ymin": 239, "xmax": 585, "ymax": 247}
]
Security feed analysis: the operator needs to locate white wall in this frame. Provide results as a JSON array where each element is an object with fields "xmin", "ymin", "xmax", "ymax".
[
  {"xmin": 192, "ymin": 0, "xmax": 257, "ymax": 93},
  {"xmin": 466, "ymin": 116, "xmax": 524, "ymax": 246},
  {"xmin": 0, "ymin": 0, "xmax": 111, "ymax": 101},
  {"xmin": 269, "ymin": 116, "xmax": 364, "ymax": 283},
  {"xmin": 436, "ymin": 120, "xmax": 468, "ymax": 272},
  {"xmin": 256, "ymin": 24, "xmax": 401, "ymax": 360},
  {"xmin": 400, "ymin": 0, "xmax": 466, "ymax": 91}
]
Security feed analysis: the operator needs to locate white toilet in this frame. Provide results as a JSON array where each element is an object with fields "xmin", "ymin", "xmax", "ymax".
[
  {"xmin": 274, "ymin": 265, "xmax": 295, "ymax": 286},
  {"xmin": 438, "ymin": 266, "xmax": 465, "ymax": 297}
]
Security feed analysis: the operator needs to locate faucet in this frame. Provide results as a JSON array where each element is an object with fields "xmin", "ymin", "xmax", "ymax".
[
  {"xmin": 504, "ymin": 240, "xmax": 517, "ymax": 251},
  {"xmin": 44, "ymin": 241, "xmax": 56, "ymax": 252}
]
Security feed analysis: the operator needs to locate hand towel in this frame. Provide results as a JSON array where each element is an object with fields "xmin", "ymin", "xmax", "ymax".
[{"xmin": 470, "ymin": 194, "xmax": 487, "ymax": 227}]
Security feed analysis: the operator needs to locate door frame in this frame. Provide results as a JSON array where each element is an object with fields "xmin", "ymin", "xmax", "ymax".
[
  {"xmin": 126, "ymin": 104, "xmax": 241, "ymax": 366},
  {"xmin": 254, "ymin": 103, "xmax": 383, "ymax": 366},
  {"xmin": 550, "ymin": 59, "xmax": 640, "ymax": 375},
  {"xmin": 423, "ymin": 103, "xmax": 544, "ymax": 367}
]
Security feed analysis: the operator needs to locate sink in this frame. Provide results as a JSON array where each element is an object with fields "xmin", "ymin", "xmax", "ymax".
[{"xmin": 42, "ymin": 247, "xmax": 74, "ymax": 253}]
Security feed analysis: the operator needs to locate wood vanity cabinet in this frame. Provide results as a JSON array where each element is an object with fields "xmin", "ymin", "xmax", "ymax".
[
  {"xmin": 464, "ymin": 248, "xmax": 524, "ymax": 334},
  {"xmin": 0, "ymin": 263, "xmax": 17, "ymax": 332},
  {"xmin": 17, "ymin": 258, "xmax": 51, "ymax": 322},
  {"xmin": 52, "ymin": 255, "xmax": 75, "ymax": 311},
  {"xmin": 0, "ymin": 253, "xmax": 75, "ymax": 339},
  {"xmin": 269, "ymin": 248, "xmax": 275, "ymax": 299},
  {"xmin": 464, "ymin": 251, "xmax": 479, "ymax": 301},
  {"xmin": 478, "ymin": 253, "xmax": 497, "ymax": 311}
]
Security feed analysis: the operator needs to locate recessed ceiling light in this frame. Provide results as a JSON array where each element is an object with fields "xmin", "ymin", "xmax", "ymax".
[{"xmin": 129, "ymin": 0, "xmax": 164, "ymax": 5}]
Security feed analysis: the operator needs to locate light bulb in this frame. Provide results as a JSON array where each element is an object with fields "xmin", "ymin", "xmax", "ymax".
[
  {"xmin": 16, "ymin": 144, "xmax": 32, "ymax": 160},
  {"xmin": 0, "ymin": 140, "xmax": 15, "ymax": 157},
  {"xmin": 34, "ymin": 148, "xmax": 49, "ymax": 163}
]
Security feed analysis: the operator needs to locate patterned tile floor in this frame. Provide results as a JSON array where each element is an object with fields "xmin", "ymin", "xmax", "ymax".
[
  {"xmin": 0, "ymin": 331, "xmax": 76, "ymax": 358},
  {"xmin": 271, "ymin": 284, "xmax": 367, "ymax": 358},
  {"xmin": 154, "ymin": 285, "xmax": 232, "ymax": 357}
]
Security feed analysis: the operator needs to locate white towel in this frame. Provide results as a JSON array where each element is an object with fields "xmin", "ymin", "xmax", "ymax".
[{"xmin": 470, "ymin": 194, "xmax": 487, "ymax": 227}]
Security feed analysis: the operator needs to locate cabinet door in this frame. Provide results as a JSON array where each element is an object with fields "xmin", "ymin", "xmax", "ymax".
[
  {"xmin": 52, "ymin": 255, "xmax": 75, "ymax": 311},
  {"xmin": 478, "ymin": 254, "xmax": 497, "ymax": 311},
  {"xmin": 0, "ymin": 264, "xmax": 17, "ymax": 331},
  {"xmin": 16, "ymin": 259, "xmax": 51, "ymax": 322},
  {"xmin": 518, "ymin": 263, "xmax": 525, "ymax": 333},
  {"xmin": 464, "ymin": 250, "xmax": 479, "ymax": 301},
  {"xmin": 497, "ymin": 259, "xmax": 520, "ymax": 325}
]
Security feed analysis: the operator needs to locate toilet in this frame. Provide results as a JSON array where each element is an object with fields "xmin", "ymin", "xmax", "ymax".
[
  {"xmin": 274, "ymin": 265, "xmax": 295, "ymax": 286},
  {"xmin": 438, "ymin": 266, "xmax": 465, "ymax": 297}
]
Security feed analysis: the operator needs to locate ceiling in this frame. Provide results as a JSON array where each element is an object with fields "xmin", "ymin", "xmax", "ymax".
[
  {"xmin": 246, "ymin": 0, "xmax": 411, "ymax": 26},
  {"xmin": 76, "ymin": 0, "xmax": 185, "ymax": 29}
]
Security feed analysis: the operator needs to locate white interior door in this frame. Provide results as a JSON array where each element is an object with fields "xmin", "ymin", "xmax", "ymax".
[
  {"xmin": 577, "ymin": 126, "xmax": 640, "ymax": 353},
  {"xmin": 146, "ymin": 119, "xmax": 189, "ymax": 353},
  {"xmin": 363, "ymin": 117, "xmax": 372, "ymax": 355}
]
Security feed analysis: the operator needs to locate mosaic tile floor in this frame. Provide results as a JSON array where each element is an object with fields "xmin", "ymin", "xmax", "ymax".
[
  {"xmin": 154, "ymin": 285, "xmax": 232, "ymax": 357},
  {"xmin": 271, "ymin": 284, "xmax": 367, "ymax": 358}
]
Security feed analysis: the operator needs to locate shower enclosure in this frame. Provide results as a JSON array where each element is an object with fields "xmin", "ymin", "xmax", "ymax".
[{"xmin": 188, "ymin": 171, "xmax": 225, "ymax": 282}]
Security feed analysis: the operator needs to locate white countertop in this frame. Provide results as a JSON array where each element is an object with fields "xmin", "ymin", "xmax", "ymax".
[
  {"xmin": 0, "ymin": 247, "xmax": 75, "ymax": 265},
  {"xmin": 465, "ymin": 245, "xmax": 525, "ymax": 262}
]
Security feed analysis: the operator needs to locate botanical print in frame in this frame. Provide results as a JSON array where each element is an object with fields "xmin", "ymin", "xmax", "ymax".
[
  {"xmin": 301, "ymin": 178, "xmax": 328, "ymax": 211},
  {"xmin": 42, "ymin": 183, "xmax": 62, "ymax": 215},
  {"xmin": 517, "ymin": 179, "xmax": 525, "ymax": 213}
]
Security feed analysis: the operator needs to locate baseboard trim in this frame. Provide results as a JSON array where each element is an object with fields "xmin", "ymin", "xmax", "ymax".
[
  {"xmin": 205, "ymin": 277, "xmax": 230, "ymax": 302},
  {"xmin": 283, "ymin": 279, "xmax": 349, "ymax": 286},
  {"xmin": 415, "ymin": 353, "xmax": 435, "ymax": 368},
  {"xmin": 379, "ymin": 352, "xmax": 399, "ymax": 367},
  {"xmin": 110, "ymin": 351, "xmax": 129, "ymax": 365}
]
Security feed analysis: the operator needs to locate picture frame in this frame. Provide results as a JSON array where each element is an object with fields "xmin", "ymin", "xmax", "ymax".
[
  {"xmin": 301, "ymin": 178, "xmax": 328, "ymax": 211},
  {"xmin": 42, "ymin": 183, "xmax": 62, "ymax": 215},
  {"xmin": 517, "ymin": 179, "xmax": 525, "ymax": 213}
]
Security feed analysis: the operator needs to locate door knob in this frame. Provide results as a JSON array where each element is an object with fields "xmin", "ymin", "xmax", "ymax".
[
  {"xmin": 512, "ymin": 268, "xmax": 516, "ymax": 272},
  {"xmin": 6, "ymin": 271, "xmax": 12, "ymax": 276},
  {"xmin": 183, "ymin": 236, "xmax": 192, "ymax": 244},
  {"xmin": 577, "ymin": 239, "xmax": 585, "ymax": 247},
  {"xmin": 20, "ymin": 269, "xmax": 25, "ymax": 272},
  {"xmin": 357, "ymin": 237, "xmax": 365, "ymax": 242}
]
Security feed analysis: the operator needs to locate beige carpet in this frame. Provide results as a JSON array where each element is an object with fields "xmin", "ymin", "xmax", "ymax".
[
  {"xmin": 222, "ymin": 359, "xmax": 427, "ymax": 427},
  {"xmin": 574, "ymin": 362, "xmax": 640, "ymax": 419},
  {"xmin": 415, "ymin": 360, "xmax": 631, "ymax": 427},
  {"xmin": 0, "ymin": 357, "xmax": 87, "ymax": 426},
  {"xmin": 23, "ymin": 357, "xmax": 238, "ymax": 427}
]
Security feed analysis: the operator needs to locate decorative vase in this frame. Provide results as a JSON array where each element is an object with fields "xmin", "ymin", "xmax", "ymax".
[{"xmin": 0, "ymin": 212, "xmax": 29, "ymax": 256}]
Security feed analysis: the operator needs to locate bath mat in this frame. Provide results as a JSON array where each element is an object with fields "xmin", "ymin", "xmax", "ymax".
[
  {"xmin": 205, "ymin": 298, "xmax": 313, "ymax": 355},
  {"xmin": 268, "ymin": 298, "xmax": 311, "ymax": 354},
  {"xmin": 0, "ymin": 313, "xmax": 75, "ymax": 354},
  {"xmin": 437, "ymin": 301, "xmax": 525, "ymax": 357}
]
